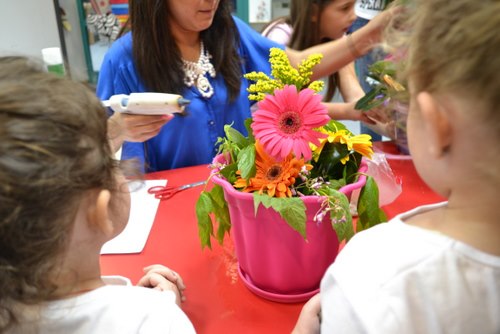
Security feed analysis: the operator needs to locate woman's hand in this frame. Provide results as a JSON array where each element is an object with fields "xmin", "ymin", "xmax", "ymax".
[
  {"xmin": 137, "ymin": 264, "xmax": 186, "ymax": 306},
  {"xmin": 292, "ymin": 293, "xmax": 321, "ymax": 334},
  {"xmin": 107, "ymin": 113, "xmax": 173, "ymax": 152}
]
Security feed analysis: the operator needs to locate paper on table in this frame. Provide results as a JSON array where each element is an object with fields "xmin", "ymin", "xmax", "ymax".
[{"xmin": 101, "ymin": 179, "xmax": 166, "ymax": 254}]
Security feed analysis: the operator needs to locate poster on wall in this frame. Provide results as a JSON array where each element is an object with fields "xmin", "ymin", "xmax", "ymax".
[{"xmin": 249, "ymin": 0, "xmax": 271, "ymax": 23}]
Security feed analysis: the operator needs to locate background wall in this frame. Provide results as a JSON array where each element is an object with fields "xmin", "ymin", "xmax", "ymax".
[
  {"xmin": 0, "ymin": 0, "xmax": 60, "ymax": 58},
  {"xmin": 0, "ymin": 0, "xmax": 290, "ymax": 83},
  {"xmin": 0, "ymin": 0, "xmax": 88, "ymax": 81},
  {"xmin": 59, "ymin": 0, "xmax": 89, "ymax": 81}
]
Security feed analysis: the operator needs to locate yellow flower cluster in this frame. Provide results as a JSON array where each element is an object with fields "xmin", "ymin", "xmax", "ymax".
[
  {"xmin": 296, "ymin": 52, "xmax": 323, "ymax": 88},
  {"xmin": 244, "ymin": 48, "xmax": 324, "ymax": 101},
  {"xmin": 307, "ymin": 81, "xmax": 324, "ymax": 93}
]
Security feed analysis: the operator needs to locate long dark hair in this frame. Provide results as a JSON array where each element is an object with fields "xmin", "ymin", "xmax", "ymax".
[
  {"xmin": 129, "ymin": 0, "xmax": 242, "ymax": 102},
  {"xmin": 287, "ymin": 0, "xmax": 338, "ymax": 101}
]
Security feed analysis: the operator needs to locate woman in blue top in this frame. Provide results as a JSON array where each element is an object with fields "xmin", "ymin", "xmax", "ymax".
[{"xmin": 98, "ymin": 0, "xmax": 391, "ymax": 171}]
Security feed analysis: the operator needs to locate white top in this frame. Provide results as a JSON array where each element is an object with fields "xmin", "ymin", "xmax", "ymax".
[
  {"xmin": 321, "ymin": 202, "xmax": 500, "ymax": 333},
  {"xmin": 261, "ymin": 21, "xmax": 292, "ymax": 46},
  {"xmin": 9, "ymin": 276, "xmax": 196, "ymax": 334},
  {"xmin": 355, "ymin": 0, "xmax": 389, "ymax": 20}
]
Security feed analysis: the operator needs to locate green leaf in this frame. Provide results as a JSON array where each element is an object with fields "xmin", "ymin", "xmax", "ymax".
[
  {"xmin": 312, "ymin": 142, "xmax": 351, "ymax": 180},
  {"xmin": 354, "ymin": 87, "xmax": 383, "ymax": 111},
  {"xmin": 368, "ymin": 60, "xmax": 396, "ymax": 78},
  {"xmin": 195, "ymin": 185, "xmax": 231, "ymax": 249},
  {"xmin": 276, "ymin": 197, "xmax": 307, "ymax": 239},
  {"xmin": 237, "ymin": 145, "xmax": 256, "ymax": 180},
  {"xmin": 196, "ymin": 191, "xmax": 215, "ymax": 249},
  {"xmin": 356, "ymin": 176, "xmax": 387, "ymax": 232},
  {"xmin": 209, "ymin": 184, "xmax": 227, "ymax": 213},
  {"xmin": 209, "ymin": 185, "xmax": 231, "ymax": 245},
  {"xmin": 343, "ymin": 152, "xmax": 362, "ymax": 183},
  {"xmin": 320, "ymin": 188, "xmax": 354, "ymax": 244},
  {"xmin": 219, "ymin": 162, "xmax": 238, "ymax": 183},
  {"xmin": 244, "ymin": 118, "xmax": 255, "ymax": 143},
  {"xmin": 224, "ymin": 125, "xmax": 248, "ymax": 148},
  {"xmin": 323, "ymin": 119, "xmax": 350, "ymax": 134},
  {"xmin": 253, "ymin": 194, "xmax": 307, "ymax": 239},
  {"xmin": 254, "ymin": 192, "xmax": 273, "ymax": 215},
  {"xmin": 332, "ymin": 218, "xmax": 355, "ymax": 244}
]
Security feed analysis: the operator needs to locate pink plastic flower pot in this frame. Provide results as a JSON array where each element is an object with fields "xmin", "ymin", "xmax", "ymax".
[{"xmin": 211, "ymin": 155, "xmax": 367, "ymax": 303}]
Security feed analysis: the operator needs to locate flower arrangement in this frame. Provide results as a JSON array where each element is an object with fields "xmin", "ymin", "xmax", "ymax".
[
  {"xmin": 196, "ymin": 48, "xmax": 386, "ymax": 249},
  {"xmin": 355, "ymin": 58, "xmax": 410, "ymax": 152}
]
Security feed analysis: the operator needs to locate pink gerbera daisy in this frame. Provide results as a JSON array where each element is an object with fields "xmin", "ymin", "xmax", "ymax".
[{"xmin": 251, "ymin": 85, "xmax": 329, "ymax": 161}]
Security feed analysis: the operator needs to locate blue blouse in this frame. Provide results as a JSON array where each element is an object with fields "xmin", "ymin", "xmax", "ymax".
[{"xmin": 97, "ymin": 16, "xmax": 283, "ymax": 171}]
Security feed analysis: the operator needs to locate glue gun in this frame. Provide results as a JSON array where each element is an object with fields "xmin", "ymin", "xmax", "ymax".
[{"xmin": 102, "ymin": 93, "xmax": 190, "ymax": 115}]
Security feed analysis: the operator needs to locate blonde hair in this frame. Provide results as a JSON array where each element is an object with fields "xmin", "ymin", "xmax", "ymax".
[{"xmin": 387, "ymin": 0, "xmax": 500, "ymax": 128}]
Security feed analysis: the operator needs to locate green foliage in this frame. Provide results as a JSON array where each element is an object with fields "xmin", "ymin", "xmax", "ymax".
[
  {"xmin": 196, "ymin": 185, "xmax": 231, "ymax": 249},
  {"xmin": 355, "ymin": 60, "xmax": 409, "ymax": 111},
  {"xmin": 219, "ymin": 162, "xmax": 238, "ymax": 184},
  {"xmin": 225, "ymin": 125, "xmax": 248, "ymax": 148},
  {"xmin": 354, "ymin": 86, "xmax": 385, "ymax": 111},
  {"xmin": 237, "ymin": 145, "xmax": 256, "ymax": 180},
  {"xmin": 357, "ymin": 176, "xmax": 387, "ymax": 232},
  {"xmin": 196, "ymin": 51, "xmax": 388, "ymax": 249},
  {"xmin": 318, "ymin": 187, "xmax": 354, "ymax": 243},
  {"xmin": 313, "ymin": 142, "xmax": 352, "ymax": 180},
  {"xmin": 197, "ymin": 119, "xmax": 386, "ymax": 247},
  {"xmin": 254, "ymin": 193, "xmax": 307, "ymax": 239}
]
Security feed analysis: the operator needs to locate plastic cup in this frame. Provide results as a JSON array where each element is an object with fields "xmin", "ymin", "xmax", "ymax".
[{"xmin": 41, "ymin": 47, "xmax": 65, "ymax": 76}]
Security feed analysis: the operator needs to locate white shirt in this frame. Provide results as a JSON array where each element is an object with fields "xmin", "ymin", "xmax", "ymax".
[
  {"xmin": 9, "ymin": 276, "xmax": 196, "ymax": 334},
  {"xmin": 262, "ymin": 21, "xmax": 292, "ymax": 46},
  {"xmin": 355, "ymin": 0, "xmax": 389, "ymax": 20},
  {"xmin": 321, "ymin": 202, "xmax": 500, "ymax": 333}
]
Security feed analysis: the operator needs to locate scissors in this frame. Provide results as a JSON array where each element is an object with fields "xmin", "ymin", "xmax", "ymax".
[{"xmin": 148, "ymin": 180, "xmax": 206, "ymax": 200}]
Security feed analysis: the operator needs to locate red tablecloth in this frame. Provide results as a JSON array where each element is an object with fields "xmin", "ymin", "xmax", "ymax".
[{"xmin": 100, "ymin": 142, "xmax": 444, "ymax": 333}]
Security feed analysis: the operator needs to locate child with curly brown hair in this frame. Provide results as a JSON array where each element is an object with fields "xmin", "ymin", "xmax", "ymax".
[{"xmin": 0, "ymin": 57, "xmax": 195, "ymax": 333}]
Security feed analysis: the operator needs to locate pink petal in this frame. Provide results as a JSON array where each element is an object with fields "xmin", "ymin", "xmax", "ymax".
[
  {"xmin": 303, "ymin": 114, "xmax": 329, "ymax": 126},
  {"xmin": 254, "ymin": 109, "xmax": 279, "ymax": 119},
  {"xmin": 275, "ymin": 86, "xmax": 298, "ymax": 109},
  {"xmin": 254, "ymin": 127, "xmax": 277, "ymax": 137},
  {"xmin": 299, "ymin": 140, "xmax": 312, "ymax": 160}
]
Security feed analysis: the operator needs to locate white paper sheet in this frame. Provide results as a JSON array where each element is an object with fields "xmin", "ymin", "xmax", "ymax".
[{"xmin": 101, "ymin": 179, "xmax": 166, "ymax": 254}]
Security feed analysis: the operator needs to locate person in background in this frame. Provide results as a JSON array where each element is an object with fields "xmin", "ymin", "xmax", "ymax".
[
  {"xmin": 98, "ymin": 0, "xmax": 393, "ymax": 172},
  {"xmin": 293, "ymin": 0, "xmax": 500, "ymax": 332},
  {"xmin": 0, "ymin": 57, "xmax": 196, "ymax": 333},
  {"xmin": 348, "ymin": 0, "xmax": 394, "ymax": 141},
  {"xmin": 262, "ymin": 0, "xmax": 374, "ymax": 124}
]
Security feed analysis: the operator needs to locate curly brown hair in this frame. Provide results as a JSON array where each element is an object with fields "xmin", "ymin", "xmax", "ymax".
[{"xmin": 0, "ymin": 57, "xmax": 119, "ymax": 331}]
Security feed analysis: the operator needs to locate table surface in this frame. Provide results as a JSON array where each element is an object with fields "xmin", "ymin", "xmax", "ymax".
[{"xmin": 100, "ymin": 142, "xmax": 445, "ymax": 333}]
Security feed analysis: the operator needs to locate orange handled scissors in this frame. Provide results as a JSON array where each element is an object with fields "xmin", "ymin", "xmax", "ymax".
[{"xmin": 147, "ymin": 180, "xmax": 206, "ymax": 200}]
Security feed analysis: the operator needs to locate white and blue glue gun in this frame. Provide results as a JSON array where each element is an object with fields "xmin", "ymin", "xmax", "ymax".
[{"xmin": 102, "ymin": 92, "xmax": 190, "ymax": 115}]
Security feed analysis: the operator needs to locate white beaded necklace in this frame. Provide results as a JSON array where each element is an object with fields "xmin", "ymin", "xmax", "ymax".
[{"xmin": 182, "ymin": 42, "xmax": 216, "ymax": 98}]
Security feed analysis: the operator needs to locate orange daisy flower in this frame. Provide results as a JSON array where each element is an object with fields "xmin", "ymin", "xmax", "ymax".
[{"xmin": 234, "ymin": 142, "xmax": 305, "ymax": 198}]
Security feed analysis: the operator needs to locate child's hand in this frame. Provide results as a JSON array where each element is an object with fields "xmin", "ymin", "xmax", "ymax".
[
  {"xmin": 292, "ymin": 293, "xmax": 321, "ymax": 334},
  {"xmin": 136, "ymin": 264, "xmax": 186, "ymax": 306}
]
